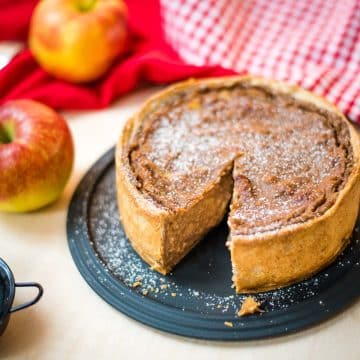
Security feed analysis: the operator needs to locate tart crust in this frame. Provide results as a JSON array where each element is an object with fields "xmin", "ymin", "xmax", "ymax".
[{"xmin": 116, "ymin": 76, "xmax": 360, "ymax": 293}]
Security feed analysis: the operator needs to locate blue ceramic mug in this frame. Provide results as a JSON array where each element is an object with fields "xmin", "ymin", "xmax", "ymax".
[{"xmin": 0, "ymin": 258, "xmax": 43, "ymax": 336}]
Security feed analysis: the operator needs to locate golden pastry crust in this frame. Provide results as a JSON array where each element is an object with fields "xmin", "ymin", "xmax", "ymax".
[{"xmin": 116, "ymin": 76, "xmax": 360, "ymax": 292}]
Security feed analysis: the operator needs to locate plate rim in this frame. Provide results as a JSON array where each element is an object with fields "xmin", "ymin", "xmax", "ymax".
[{"xmin": 67, "ymin": 146, "xmax": 360, "ymax": 341}]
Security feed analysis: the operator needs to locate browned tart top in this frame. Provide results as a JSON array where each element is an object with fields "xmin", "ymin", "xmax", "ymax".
[{"xmin": 128, "ymin": 84, "xmax": 353, "ymax": 235}]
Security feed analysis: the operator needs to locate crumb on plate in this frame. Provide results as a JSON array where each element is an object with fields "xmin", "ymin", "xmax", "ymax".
[{"xmin": 237, "ymin": 296, "xmax": 264, "ymax": 316}]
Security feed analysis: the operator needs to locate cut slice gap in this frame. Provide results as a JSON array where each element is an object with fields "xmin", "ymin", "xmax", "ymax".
[{"xmin": 161, "ymin": 160, "xmax": 236, "ymax": 273}]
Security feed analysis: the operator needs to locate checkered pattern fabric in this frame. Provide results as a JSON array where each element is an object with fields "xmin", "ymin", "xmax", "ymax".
[{"xmin": 161, "ymin": 0, "xmax": 360, "ymax": 122}]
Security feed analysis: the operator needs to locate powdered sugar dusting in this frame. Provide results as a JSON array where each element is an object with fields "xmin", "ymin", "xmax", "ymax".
[{"xmin": 129, "ymin": 86, "xmax": 353, "ymax": 234}]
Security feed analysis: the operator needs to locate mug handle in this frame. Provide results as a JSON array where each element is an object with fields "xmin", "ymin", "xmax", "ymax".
[{"xmin": 10, "ymin": 282, "xmax": 43, "ymax": 313}]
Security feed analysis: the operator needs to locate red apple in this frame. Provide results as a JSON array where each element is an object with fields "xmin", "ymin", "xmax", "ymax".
[
  {"xmin": 0, "ymin": 100, "xmax": 74, "ymax": 212},
  {"xmin": 29, "ymin": 0, "xmax": 128, "ymax": 83}
]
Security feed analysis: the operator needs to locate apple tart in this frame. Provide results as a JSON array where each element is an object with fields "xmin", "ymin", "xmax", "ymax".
[{"xmin": 116, "ymin": 77, "xmax": 360, "ymax": 293}]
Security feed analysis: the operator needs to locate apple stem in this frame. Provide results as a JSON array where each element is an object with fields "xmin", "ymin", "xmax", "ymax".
[
  {"xmin": 77, "ymin": 0, "xmax": 97, "ymax": 12},
  {"xmin": 0, "ymin": 121, "xmax": 15, "ymax": 144}
]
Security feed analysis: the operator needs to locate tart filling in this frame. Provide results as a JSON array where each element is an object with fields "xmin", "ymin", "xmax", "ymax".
[{"xmin": 128, "ymin": 85, "xmax": 353, "ymax": 235}]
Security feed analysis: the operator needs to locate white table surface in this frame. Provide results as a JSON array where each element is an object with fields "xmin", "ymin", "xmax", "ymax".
[{"xmin": 0, "ymin": 45, "xmax": 359, "ymax": 360}]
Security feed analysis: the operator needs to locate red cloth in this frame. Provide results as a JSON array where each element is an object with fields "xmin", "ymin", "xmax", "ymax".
[
  {"xmin": 0, "ymin": 0, "xmax": 359, "ymax": 122},
  {"xmin": 0, "ymin": 0, "xmax": 37, "ymax": 41},
  {"xmin": 0, "ymin": 0, "xmax": 234, "ymax": 111},
  {"xmin": 164, "ymin": 0, "xmax": 360, "ymax": 123}
]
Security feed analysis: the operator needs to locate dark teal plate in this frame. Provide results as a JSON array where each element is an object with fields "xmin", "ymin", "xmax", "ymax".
[{"xmin": 67, "ymin": 147, "xmax": 360, "ymax": 341}]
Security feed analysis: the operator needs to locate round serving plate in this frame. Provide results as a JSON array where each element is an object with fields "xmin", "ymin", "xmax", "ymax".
[{"xmin": 67, "ymin": 147, "xmax": 360, "ymax": 341}]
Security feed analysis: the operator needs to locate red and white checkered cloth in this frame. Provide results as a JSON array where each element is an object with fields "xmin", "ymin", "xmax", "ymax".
[{"xmin": 161, "ymin": 0, "xmax": 360, "ymax": 122}]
